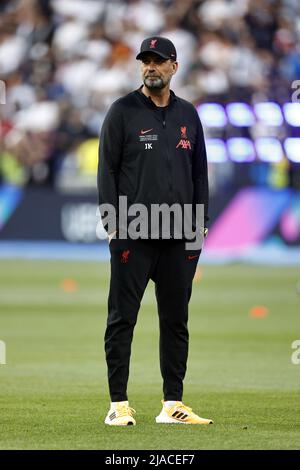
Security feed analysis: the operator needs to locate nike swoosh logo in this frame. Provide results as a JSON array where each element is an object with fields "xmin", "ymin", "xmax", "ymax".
[
  {"xmin": 141, "ymin": 128, "xmax": 153, "ymax": 134},
  {"xmin": 188, "ymin": 255, "xmax": 198, "ymax": 260}
]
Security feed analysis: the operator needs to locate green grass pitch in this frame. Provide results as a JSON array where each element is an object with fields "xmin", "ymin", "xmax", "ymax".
[{"xmin": 0, "ymin": 259, "xmax": 300, "ymax": 449}]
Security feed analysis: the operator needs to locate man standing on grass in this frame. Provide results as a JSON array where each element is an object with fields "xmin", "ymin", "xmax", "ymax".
[{"xmin": 98, "ymin": 36, "xmax": 213, "ymax": 426}]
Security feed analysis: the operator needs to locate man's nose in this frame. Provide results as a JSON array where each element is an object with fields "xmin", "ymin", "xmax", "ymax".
[{"xmin": 147, "ymin": 61, "xmax": 157, "ymax": 70}]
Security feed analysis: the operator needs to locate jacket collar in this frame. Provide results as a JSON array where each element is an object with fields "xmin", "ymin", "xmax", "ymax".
[{"xmin": 135, "ymin": 85, "xmax": 177, "ymax": 109}]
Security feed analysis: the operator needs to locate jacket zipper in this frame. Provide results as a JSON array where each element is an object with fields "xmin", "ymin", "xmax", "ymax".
[{"xmin": 162, "ymin": 118, "xmax": 174, "ymax": 207}]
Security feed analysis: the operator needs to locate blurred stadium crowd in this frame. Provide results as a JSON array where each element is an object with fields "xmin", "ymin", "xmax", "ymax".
[{"xmin": 0, "ymin": 0, "xmax": 299, "ymax": 192}]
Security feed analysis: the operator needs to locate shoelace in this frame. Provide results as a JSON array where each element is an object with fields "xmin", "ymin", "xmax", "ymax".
[
  {"xmin": 178, "ymin": 404, "xmax": 193, "ymax": 413},
  {"xmin": 116, "ymin": 404, "xmax": 136, "ymax": 418},
  {"xmin": 170, "ymin": 402, "xmax": 193, "ymax": 416}
]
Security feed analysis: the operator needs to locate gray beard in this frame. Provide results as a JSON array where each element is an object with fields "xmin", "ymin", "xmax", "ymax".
[{"xmin": 144, "ymin": 76, "xmax": 165, "ymax": 89}]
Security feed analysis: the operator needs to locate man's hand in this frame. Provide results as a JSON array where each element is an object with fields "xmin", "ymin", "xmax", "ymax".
[{"xmin": 108, "ymin": 231, "xmax": 117, "ymax": 244}]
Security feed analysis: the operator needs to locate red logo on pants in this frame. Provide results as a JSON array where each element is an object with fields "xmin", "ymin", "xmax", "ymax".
[{"xmin": 121, "ymin": 250, "xmax": 130, "ymax": 263}]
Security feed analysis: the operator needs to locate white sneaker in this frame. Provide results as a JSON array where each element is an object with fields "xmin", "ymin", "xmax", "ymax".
[
  {"xmin": 104, "ymin": 401, "xmax": 136, "ymax": 426},
  {"xmin": 156, "ymin": 400, "xmax": 213, "ymax": 425}
]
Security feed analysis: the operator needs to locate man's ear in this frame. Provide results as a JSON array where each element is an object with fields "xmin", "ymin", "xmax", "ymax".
[{"xmin": 172, "ymin": 61, "xmax": 178, "ymax": 74}]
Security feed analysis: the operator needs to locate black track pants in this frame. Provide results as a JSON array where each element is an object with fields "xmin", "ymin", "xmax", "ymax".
[{"xmin": 104, "ymin": 238, "xmax": 201, "ymax": 402}]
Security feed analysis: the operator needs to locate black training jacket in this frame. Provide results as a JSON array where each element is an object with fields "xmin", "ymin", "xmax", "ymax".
[{"xmin": 97, "ymin": 87, "xmax": 209, "ymax": 238}]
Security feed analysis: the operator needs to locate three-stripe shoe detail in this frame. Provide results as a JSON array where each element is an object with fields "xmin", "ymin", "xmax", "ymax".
[
  {"xmin": 109, "ymin": 411, "xmax": 117, "ymax": 421},
  {"xmin": 155, "ymin": 400, "xmax": 213, "ymax": 425},
  {"xmin": 104, "ymin": 402, "xmax": 136, "ymax": 426},
  {"xmin": 172, "ymin": 411, "xmax": 188, "ymax": 420}
]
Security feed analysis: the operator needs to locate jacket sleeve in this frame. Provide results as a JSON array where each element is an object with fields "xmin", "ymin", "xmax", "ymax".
[
  {"xmin": 192, "ymin": 112, "xmax": 209, "ymax": 225},
  {"xmin": 97, "ymin": 103, "xmax": 123, "ymax": 233}
]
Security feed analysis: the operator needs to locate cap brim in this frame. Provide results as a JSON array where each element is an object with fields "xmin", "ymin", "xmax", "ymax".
[{"xmin": 136, "ymin": 50, "xmax": 170, "ymax": 60}]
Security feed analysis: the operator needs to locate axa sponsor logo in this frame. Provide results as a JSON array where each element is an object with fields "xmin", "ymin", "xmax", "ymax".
[{"xmin": 176, "ymin": 126, "xmax": 191, "ymax": 150}]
